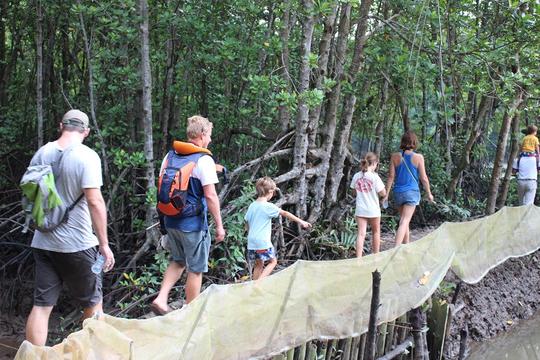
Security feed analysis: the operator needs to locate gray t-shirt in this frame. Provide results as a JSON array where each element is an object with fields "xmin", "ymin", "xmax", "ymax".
[{"xmin": 30, "ymin": 141, "xmax": 103, "ymax": 252}]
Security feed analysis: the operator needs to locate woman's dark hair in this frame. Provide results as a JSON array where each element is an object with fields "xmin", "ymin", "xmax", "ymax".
[{"xmin": 400, "ymin": 130, "xmax": 418, "ymax": 150}]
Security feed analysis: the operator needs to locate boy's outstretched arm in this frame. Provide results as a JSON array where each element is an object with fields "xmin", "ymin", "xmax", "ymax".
[{"xmin": 279, "ymin": 210, "xmax": 312, "ymax": 229}]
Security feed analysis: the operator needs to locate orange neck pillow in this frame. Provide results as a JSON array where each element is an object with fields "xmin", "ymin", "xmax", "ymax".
[{"xmin": 173, "ymin": 140, "xmax": 212, "ymax": 156}]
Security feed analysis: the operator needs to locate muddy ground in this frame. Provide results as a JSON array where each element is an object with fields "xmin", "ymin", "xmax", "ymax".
[
  {"xmin": 380, "ymin": 227, "xmax": 540, "ymax": 359},
  {"xmin": 2, "ymin": 227, "xmax": 539, "ymax": 359}
]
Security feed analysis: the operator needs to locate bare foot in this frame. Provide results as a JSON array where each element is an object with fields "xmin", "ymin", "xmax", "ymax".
[{"xmin": 150, "ymin": 302, "xmax": 173, "ymax": 316}]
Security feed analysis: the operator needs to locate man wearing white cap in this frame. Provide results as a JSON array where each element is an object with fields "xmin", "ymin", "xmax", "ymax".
[{"xmin": 24, "ymin": 109, "xmax": 115, "ymax": 345}]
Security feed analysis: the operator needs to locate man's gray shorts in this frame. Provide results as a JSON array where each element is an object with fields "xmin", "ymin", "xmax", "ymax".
[{"xmin": 167, "ymin": 229, "xmax": 211, "ymax": 273}]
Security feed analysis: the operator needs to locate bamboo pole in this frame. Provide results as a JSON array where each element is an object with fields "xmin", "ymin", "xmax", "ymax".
[
  {"xmin": 318, "ymin": 340, "xmax": 329, "ymax": 359},
  {"xmin": 365, "ymin": 270, "xmax": 381, "ymax": 360},
  {"xmin": 384, "ymin": 320, "xmax": 396, "ymax": 355},
  {"xmin": 427, "ymin": 299, "xmax": 449, "ymax": 360},
  {"xmin": 343, "ymin": 337, "xmax": 353, "ymax": 360},
  {"xmin": 376, "ymin": 323, "xmax": 388, "ymax": 357},
  {"xmin": 375, "ymin": 336, "xmax": 413, "ymax": 360},
  {"xmin": 395, "ymin": 315, "xmax": 408, "ymax": 360},
  {"xmin": 307, "ymin": 342, "xmax": 317, "ymax": 360},
  {"xmin": 351, "ymin": 336, "xmax": 361, "ymax": 360},
  {"xmin": 298, "ymin": 342, "xmax": 307, "ymax": 360},
  {"xmin": 358, "ymin": 334, "xmax": 367, "ymax": 360},
  {"xmin": 326, "ymin": 339, "xmax": 338, "ymax": 360},
  {"xmin": 286, "ymin": 348, "xmax": 294, "ymax": 360}
]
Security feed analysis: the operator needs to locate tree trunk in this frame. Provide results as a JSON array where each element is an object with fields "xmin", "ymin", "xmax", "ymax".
[
  {"xmin": 497, "ymin": 109, "xmax": 523, "ymax": 208},
  {"xmin": 139, "ymin": 0, "xmax": 157, "ymax": 234},
  {"xmin": 200, "ymin": 69, "xmax": 208, "ymax": 117},
  {"xmin": 374, "ymin": 79, "xmax": 388, "ymax": 158},
  {"xmin": 278, "ymin": 0, "xmax": 293, "ymax": 132},
  {"xmin": 486, "ymin": 87, "xmax": 526, "ymax": 214},
  {"xmin": 36, "ymin": 0, "xmax": 44, "ymax": 148},
  {"xmin": 447, "ymin": 95, "xmax": 493, "ymax": 199},
  {"xmin": 160, "ymin": 0, "xmax": 180, "ymax": 155},
  {"xmin": 324, "ymin": 0, "xmax": 374, "ymax": 210},
  {"xmin": 290, "ymin": 0, "xmax": 315, "ymax": 257},
  {"xmin": 306, "ymin": 3, "xmax": 352, "ymax": 224},
  {"xmin": 307, "ymin": 3, "xmax": 338, "ymax": 146},
  {"xmin": 77, "ymin": 0, "xmax": 110, "ymax": 184},
  {"xmin": 257, "ymin": 2, "xmax": 274, "ymax": 74},
  {"xmin": 0, "ymin": 0, "xmax": 7, "ymax": 108}
]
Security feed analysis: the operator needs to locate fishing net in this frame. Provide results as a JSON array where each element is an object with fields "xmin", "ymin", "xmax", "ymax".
[{"xmin": 15, "ymin": 205, "xmax": 540, "ymax": 359}]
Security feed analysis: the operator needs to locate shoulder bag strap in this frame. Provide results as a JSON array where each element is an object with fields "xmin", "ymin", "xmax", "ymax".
[{"xmin": 400, "ymin": 151, "xmax": 419, "ymax": 185}]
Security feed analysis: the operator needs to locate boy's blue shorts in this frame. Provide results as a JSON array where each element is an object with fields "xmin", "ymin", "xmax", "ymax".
[
  {"xmin": 393, "ymin": 189, "xmax": 421, "ymax": 207},
  {"xmin": 248, "ymin": 247, "xmax": 276, "ymax": 263}
]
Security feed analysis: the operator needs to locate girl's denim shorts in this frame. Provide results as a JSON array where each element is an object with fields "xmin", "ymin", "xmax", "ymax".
[{"xmin": 394, "ymin": 189, "xmax": 420, "ymax": 207}]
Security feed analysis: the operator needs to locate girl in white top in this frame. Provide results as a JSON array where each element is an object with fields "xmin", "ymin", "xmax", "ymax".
[{"xmin": 350, "ymin": 152, "xmax": 386, "ymax": 257}]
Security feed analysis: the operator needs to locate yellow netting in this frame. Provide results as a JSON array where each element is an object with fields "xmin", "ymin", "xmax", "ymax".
[{"xmin": 15, "ymin": 205, "xmax": 540, "ymax": 359}]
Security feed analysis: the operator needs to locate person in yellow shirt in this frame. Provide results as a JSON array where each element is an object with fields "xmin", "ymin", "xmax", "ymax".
[{"xmin": 521, "ymin": 125, "xmax": 539, "ymax": 155}]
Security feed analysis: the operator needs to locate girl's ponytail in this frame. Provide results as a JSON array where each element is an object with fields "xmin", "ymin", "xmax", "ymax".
[
  {"xmin": 360, "ymin": 159, "xmax": 369, "ymax": 172},
  {"xmin": 360, "ymin": 152, "xmax": 378, "ymax": 172}
]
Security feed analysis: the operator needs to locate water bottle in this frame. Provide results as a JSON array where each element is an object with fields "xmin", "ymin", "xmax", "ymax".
[
  {"xmin": 91, "ymin": 254, "xmax": 105, "ymax": 274},
  {"xmin": 382, "ymin": 199, "xmax": 389, "ymax": 209}
]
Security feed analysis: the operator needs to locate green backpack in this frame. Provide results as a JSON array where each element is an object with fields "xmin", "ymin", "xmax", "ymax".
[{"xmin": 20, "ymin": 145, "xmax": 83, "ymax": 233}]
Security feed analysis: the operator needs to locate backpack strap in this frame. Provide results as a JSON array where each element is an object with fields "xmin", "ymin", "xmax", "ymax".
[{"xmin": 54, "ymin": 143, "xmax": 85, "ymax": 212}]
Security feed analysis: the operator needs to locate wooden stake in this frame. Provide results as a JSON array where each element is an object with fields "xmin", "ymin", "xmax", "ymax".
[
  {"xmin": 457, "ymin": 325, "xmax": 468, "ymax": 360},
  {"xmin": 409, "ymin": 308, "xmax": 428, "ymax": 360},
  {"xmin": 365, "ymin": 270, "xmax": 381, "ymax": 360}
]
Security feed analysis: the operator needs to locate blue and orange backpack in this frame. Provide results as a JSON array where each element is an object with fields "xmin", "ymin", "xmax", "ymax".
[{"xmin": 157, "ymin": 141, "xmax": 226, "ymax": 217}]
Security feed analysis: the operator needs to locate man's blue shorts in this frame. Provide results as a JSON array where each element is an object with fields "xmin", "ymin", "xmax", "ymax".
[
  {"xmin": 247, "ymin": 247, "xmax": 276, "ymax": 263},
  {"xmin": 393, "ymin": 189, "xmax": 421, "ymax": 207}
]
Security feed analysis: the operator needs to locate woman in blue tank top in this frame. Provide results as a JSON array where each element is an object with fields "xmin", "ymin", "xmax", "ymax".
[{"xmin": 383, "ymin": 131, "xmax": 434, "ymax": 246}]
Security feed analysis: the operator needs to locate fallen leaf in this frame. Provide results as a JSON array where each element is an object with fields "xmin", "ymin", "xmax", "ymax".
[{"xmin": 418, "ymin": 271, "xmax": 431, "ymax": 285}]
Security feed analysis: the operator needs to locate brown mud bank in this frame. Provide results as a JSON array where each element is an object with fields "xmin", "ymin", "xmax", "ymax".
[
  {"xmin": 444, "ymin": 249, "xmax": 540, "ymax": 358},
  {"xmin": 380, "ymin": 226, "xmax": 540, "ymax": 359}
]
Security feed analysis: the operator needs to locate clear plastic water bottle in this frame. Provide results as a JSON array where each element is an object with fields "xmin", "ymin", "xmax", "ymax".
[
  {"xmin": 382, "ymin": 199, "xmax": 389, "ymax": 209},
  {"xmin": 91, "ymin": 254, "xmax": 105, "ymax": 274}
]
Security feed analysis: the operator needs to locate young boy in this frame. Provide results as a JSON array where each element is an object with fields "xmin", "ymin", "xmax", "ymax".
[{"xmin": 244, "ymin": 177, "xmax": 311, "ymax": 280}]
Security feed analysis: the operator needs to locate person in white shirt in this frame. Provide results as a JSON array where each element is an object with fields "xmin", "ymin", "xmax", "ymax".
[
  {"xmin": 513, "ymin": 153, "xmax": 539, "ymax": 205},
  {"xmin": 350, "ymin": 152, "xmax": 386, "ymax": 257}
]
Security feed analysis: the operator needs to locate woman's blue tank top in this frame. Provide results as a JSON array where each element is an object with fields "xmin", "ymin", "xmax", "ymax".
[{"xmin": 394, "ymin": 151, "xmax": 419, "ymax": 193}]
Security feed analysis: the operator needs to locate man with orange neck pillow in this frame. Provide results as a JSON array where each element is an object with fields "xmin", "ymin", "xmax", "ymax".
[{"xmin": 151, "ymin": 115, "xmax": 226, "ymax": 315}]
